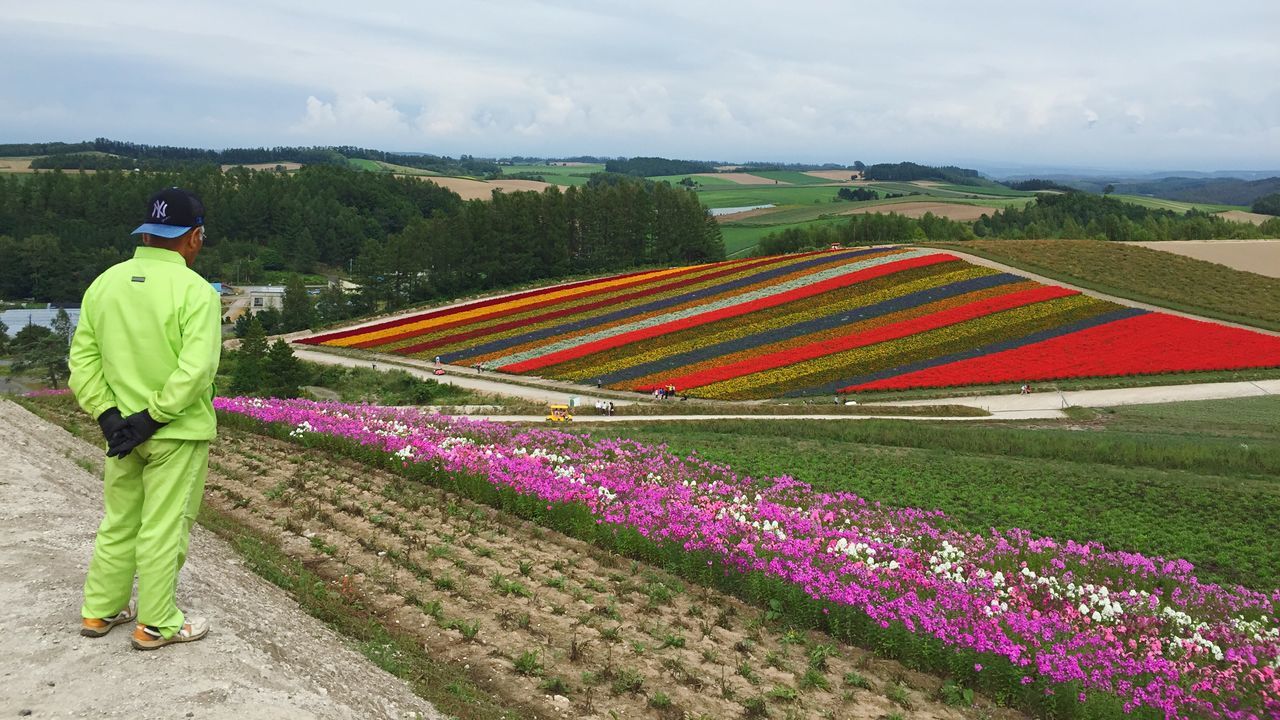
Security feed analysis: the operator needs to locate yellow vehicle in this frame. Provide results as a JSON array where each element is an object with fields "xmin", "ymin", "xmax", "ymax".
[{"xmin": 545, "ymin": 403, "xmax": 573, "ymax": 422}]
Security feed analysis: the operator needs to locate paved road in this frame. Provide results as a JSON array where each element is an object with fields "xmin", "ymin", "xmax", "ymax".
[
  {"xmin": 293, "ymin": 346, "xmax": 636, "ymax": 408},
  {"xmin": 0, "ymin": 400, "xmax": 443, "ymax": 720},
  {"xmin": 296, "ymin": 347, "xmax": 1280, "ymax": 420},
  {"xmin": 878, "ymin": 379, "xmax": 1280, "ymax": 413},
  {"xmin": 474, "ymin": 410, "xmax": 1065, "ymax": 423}
]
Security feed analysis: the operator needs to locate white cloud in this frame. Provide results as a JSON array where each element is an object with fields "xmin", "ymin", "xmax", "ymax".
[{"xmin": 1, "ymin": 1, "xmax": 1278, "ymax": 169}]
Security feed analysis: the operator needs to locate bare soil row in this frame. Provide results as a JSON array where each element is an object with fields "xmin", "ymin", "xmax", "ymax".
[{"xmin": 200, "ymin": 423, "xmax": 1018, "ymax": 720}]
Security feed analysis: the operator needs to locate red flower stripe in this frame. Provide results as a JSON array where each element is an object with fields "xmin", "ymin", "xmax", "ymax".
[
  {"xmin": 344, "ymin": 256, "xmax": 778, "ymax": 349},
  {"xmin": 305, "ymin": 249, "xmax": 837, "ymax": 347},
  {"xmin": 499, "ymin": 253, "xmax": 959, "ymax": 373},
  {"xmin": 633, "ymin": 285, "xmax": 1078, "ymax": 391},
  {"xmin": 386, "ymin": 253, "xmax": 818, "ymax": 355},
  {"xmin": 846, "ymin": 313, "xmax": 1280, "ymax": 391}
]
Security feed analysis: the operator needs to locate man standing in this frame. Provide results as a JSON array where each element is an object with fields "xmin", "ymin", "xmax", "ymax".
[{"xmin": 69, "ymin": 187, "xmax": 221, "ymax": 650}]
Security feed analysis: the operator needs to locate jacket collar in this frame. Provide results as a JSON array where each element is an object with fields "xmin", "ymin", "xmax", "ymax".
[{"xmin": 133, "ymin": 246, "xmax": 186, "ymax": 265}]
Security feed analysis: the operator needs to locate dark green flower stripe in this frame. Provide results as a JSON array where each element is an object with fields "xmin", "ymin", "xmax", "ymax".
[
  {"xmin": 439, "ymin": 247, "xmax": 894, "ymax": 363},
  {"xmin": 595, "ymin": 272, "xmax": 1024, "ymax": 385},
  {"xmin": 784, "ymin": 307, "xmax": 1147, "ymax": 397}
]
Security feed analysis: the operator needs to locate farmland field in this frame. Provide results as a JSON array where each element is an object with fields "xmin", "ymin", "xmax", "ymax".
[
  {"xmin": 1126, "ymin": 240, "xmax": 1280, "ymax": 278},
  {"xmin": 501, "ymin": 163, "xmax": 602, "ymax": 186},
  {"xmin": 166, "ymin": 398, "xmax": 1280, "ymax": 717},
  {"xmin": 1110, "ymin": 194, "xmax": 1245, "ymax": 214},
  {"xmin": 301, "ymin": 247, "xmax": 1280, "ymax": 399},
  {"xmin": 600, "ymin": 393, "xmax": 1280, "ymax": 590},
  {"xmin": 24, "ymin": 395, "xmax": 1005, "ymax": 720},
  {"xmin": 929, "ymin": 239, "xmax": 1280, "ymax": 330}
]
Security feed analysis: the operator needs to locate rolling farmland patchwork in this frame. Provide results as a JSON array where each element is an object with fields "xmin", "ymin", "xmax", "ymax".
[{"xmin": 301, "ymin": 248, "xmax": 1280, "ymax": 399}]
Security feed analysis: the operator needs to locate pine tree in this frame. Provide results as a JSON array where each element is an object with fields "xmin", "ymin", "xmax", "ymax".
[
  {"xmin": 51, "ymin": 308, "xmax": 73, "ymax": 348},
  {"xmin": 0, "ymin": 318, "xmax": 8, "ymax": 355},
  {"xmin": 264, "ymin": 339, "xmax": 304, "ymax": 398},
  {"xmin": 231, "ymin": 316, "xmax": 267, "ymax": 394},
  {"xmin": 281, "ymin": 274, "xmax": 315, "ymax": 332}
]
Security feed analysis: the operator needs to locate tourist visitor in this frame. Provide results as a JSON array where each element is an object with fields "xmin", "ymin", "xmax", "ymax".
[{"xmin": 69, "ymin": 187, "xmax": 219, "ymax": 650}]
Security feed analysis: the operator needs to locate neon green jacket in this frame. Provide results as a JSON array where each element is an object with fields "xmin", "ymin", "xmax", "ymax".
[{"xmin": 69, "ymin": 246, "xmax": 221, "ymax": 440}]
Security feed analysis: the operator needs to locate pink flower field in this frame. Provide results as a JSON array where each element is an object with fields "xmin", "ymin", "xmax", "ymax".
[{"xmin": 216, "ymin": 396, "xmax": 1280, "ymax": 719}]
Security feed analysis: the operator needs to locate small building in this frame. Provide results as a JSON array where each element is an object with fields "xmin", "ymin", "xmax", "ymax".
[{"xmin": 0, "ymin": 307, "xmax": 80, "ymax": 334}]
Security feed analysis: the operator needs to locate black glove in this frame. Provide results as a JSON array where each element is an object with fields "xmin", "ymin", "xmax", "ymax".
[
  {"xmin": 106, "ymin": 409, "xmax": 167, "ymax": 459},
  {"xmin": 96, "ymin": 408, "xmax": 128, "ymax": 445}
]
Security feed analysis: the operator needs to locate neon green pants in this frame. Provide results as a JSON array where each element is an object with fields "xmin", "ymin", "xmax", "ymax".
[{"xmin": 81, "ymin": 438, "xmax": 209, "ymax": 638}]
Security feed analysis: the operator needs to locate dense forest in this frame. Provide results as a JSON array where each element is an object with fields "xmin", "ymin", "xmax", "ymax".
[
  {"xmin": 1060, "ymin": 175, "xmax": 1280, "ymax": 206},
  {"xmin": 0, "ymin": 165, "xmax": 723, "ymax": 308},
  {"xmin": 755, "ymin": 192, "xmax": 1280, "ymax": 255},
  {"xmin": 862, "ymin": 162, "xmax": 985, "ymax": 185},
  {"xmin": 755, "ymin": 212, "xmax": 975, "ymax": 255},
  {"xmin": 1003, "ymin": 179, "xmax": 1078, "ymax": 193},
  {"xmin": 973, "ymin": 192, "xmax": 1280, "ymax": 240},
  {"xmin": 5, "ymin": 138, "xmax": 498, "ymax": 176},
  {"xmin": 1252, "ymin": 192, "xmax": 1280, "ymax": 216},
  {"xmin": 604, "ymin": 157, "xmax": 716, "ymax": 177}
]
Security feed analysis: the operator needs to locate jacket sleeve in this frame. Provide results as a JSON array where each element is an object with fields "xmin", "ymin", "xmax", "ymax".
[
  {"xmin": 145, "ymin": 286, "xmax": 221, "ymax": 423},
  {"xmin": 68, "ymin": 290, "xmax": 117, "ymax": 420}
]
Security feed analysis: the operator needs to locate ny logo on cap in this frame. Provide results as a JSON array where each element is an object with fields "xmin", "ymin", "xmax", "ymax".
[{"xmin": 152, "ymin": 200, "xmax": 168, "ymax": 220}]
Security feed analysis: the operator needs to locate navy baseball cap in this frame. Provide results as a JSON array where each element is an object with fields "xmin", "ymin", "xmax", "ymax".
[{"xmin": 132, "ymin": 187, "xmax": 206, "ymax": 240}]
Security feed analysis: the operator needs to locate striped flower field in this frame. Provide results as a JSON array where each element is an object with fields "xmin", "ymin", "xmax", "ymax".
[{"xmin": 301, "ymin": 248, "xmax": 1280, "ymax": 399}]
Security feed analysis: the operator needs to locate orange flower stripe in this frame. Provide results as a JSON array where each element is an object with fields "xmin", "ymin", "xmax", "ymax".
[
  {"xmin": 324, "ymin": 264, "xmax": 708, "ymax": 347},
  {"xmin": 544, "ymin": 263, "xmax": 978, "ymax": 381},
  {"xmin": 449, "ymin": 250, "xmax": 903, "ymax": 365}
]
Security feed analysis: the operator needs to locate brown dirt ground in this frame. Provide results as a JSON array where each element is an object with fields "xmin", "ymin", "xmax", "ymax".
[
  {"xmin": 698, "ymin": 172, "xmax": 789, "ymax": 185},
  {"xmin": 1216, "ymin": 210, "xmax": 1275, "ymax": 226},
  {"xmin": 407, "ymin": 176, "xmax": 555, "ymax": 201},
  {"xmin": 0, "ymin": 400, "xmax": 444, "ymax": 719},
  {"xmin": 802, "ymin": 170, "xmax": 862, "ymax": 182},
  {"xmin": 220, "ymin": 162, "xmax": 303, "ymax": 172},
  {"xmin": 1125, "ymin": 240, "xmax": 1280, "ymax": 279},
  {"xmin": 0, "ymin": 157, "xmax": 34, "ymax": 172},
  {"xmin": 837, "ymin": 202, "xmax": 999, "ymax": 222},
  {"xmin": 144, "ymin": 410, "xmax": 1021, "ymax": 720}
]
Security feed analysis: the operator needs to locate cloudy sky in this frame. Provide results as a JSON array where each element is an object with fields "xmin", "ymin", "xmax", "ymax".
[{"xmin": 2, "ymin": 1, "xmax": 1277, "ymax": 172}]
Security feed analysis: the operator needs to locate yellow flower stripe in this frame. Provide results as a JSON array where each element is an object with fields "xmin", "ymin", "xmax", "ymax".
[
  {"xmin": 324, "ymin": 263, "xmax": 710, "ymax": 347},
  {"xmin": 620, "ymin": 278, "xmax": 1040, "ymax": 391},
  {"xmin": 695, "ymin": 295, "xmax": 1110, "ymax": 400},
  {"xmin": 451, "ymin": 250, "xmax": 902, "ymax": 365},
  {"xmin": 366, "ymin": 256, "xmax": 772, "ymax": 354},
  {"xmin": 428, "ymin": 252, "xmax": 859, "ymax": 362},
  {"xmin": 553, "ymin": 265, "xmax": 992, "ymax": 382}
]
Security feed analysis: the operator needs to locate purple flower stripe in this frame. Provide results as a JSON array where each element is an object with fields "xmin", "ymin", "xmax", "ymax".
[{"xmin": 215, "ymin": 396, "xmax": 1280, "ymax": 719}]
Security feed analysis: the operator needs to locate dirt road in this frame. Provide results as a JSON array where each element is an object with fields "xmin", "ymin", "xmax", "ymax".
[{"xmin": 0, "ymin": 400, "xmax": 442, "ymax": 720}]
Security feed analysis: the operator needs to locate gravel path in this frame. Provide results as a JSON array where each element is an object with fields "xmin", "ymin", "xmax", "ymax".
[{"xmin": 0, "ymin": 399, "xmax": 443, "ymax": 720}]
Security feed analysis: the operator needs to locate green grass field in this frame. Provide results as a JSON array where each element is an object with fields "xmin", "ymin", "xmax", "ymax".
[
  {"xmin": 695, "ymin": 185, "xmax": 845, "ymax": 208},
  {"xmin": 647, "ymin": 173, "xmax": 740, "ymax": 186},
  {"xmin": 927, "ymin": 239, "xmax": 1280, "ymax": 330},
  {"xmin": 592, "ymin": 395, "xmax": 1280, "ymax": 590},
  {"xmin": 746, "ymin": 170, "xmax": 836, "ymax": 185},
  {"xmin": 1110, "ymin": 194, "xmax": 1246, "ymax": 214},
  {"xmin": 500, "ymin": 163, "xmax": 602, "ymax": 186}
]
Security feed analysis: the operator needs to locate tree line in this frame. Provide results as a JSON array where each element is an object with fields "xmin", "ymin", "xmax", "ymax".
[
  {"xmin": 11, "ymin": 137, "xmax": 499, "ymax": 176},
  {"xmin": 0, "ymin": 165, "xmax": 723, "ymax": 313},
  {"xmin": 604, "ymin": 157, "xmax": 716, "ymax": 177},
  {"xmin": 973, "ymin": 192, "xmax": 1280, "ymax": 240},
  {"xmin": 862, "ymin": 162, "xmax": 984, "ymax": 185},
  {"xmin": 754, "ymin": 192, "xmax": 1280, "ymax": 255}
]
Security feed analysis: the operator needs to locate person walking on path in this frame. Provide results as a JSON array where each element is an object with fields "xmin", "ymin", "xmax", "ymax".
[{"xmin": 69, "ymin": 187, "xmax": 221, "ymax": 650}]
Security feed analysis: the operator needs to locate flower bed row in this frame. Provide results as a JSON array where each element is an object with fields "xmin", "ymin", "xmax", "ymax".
[
  {"xmin": 301, "ymin": 249, "xmax": 1280, "ymax": 399},
  {"xmin": 215, "ymin": 397, "xmax": 1280, "ymax": 719}
]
